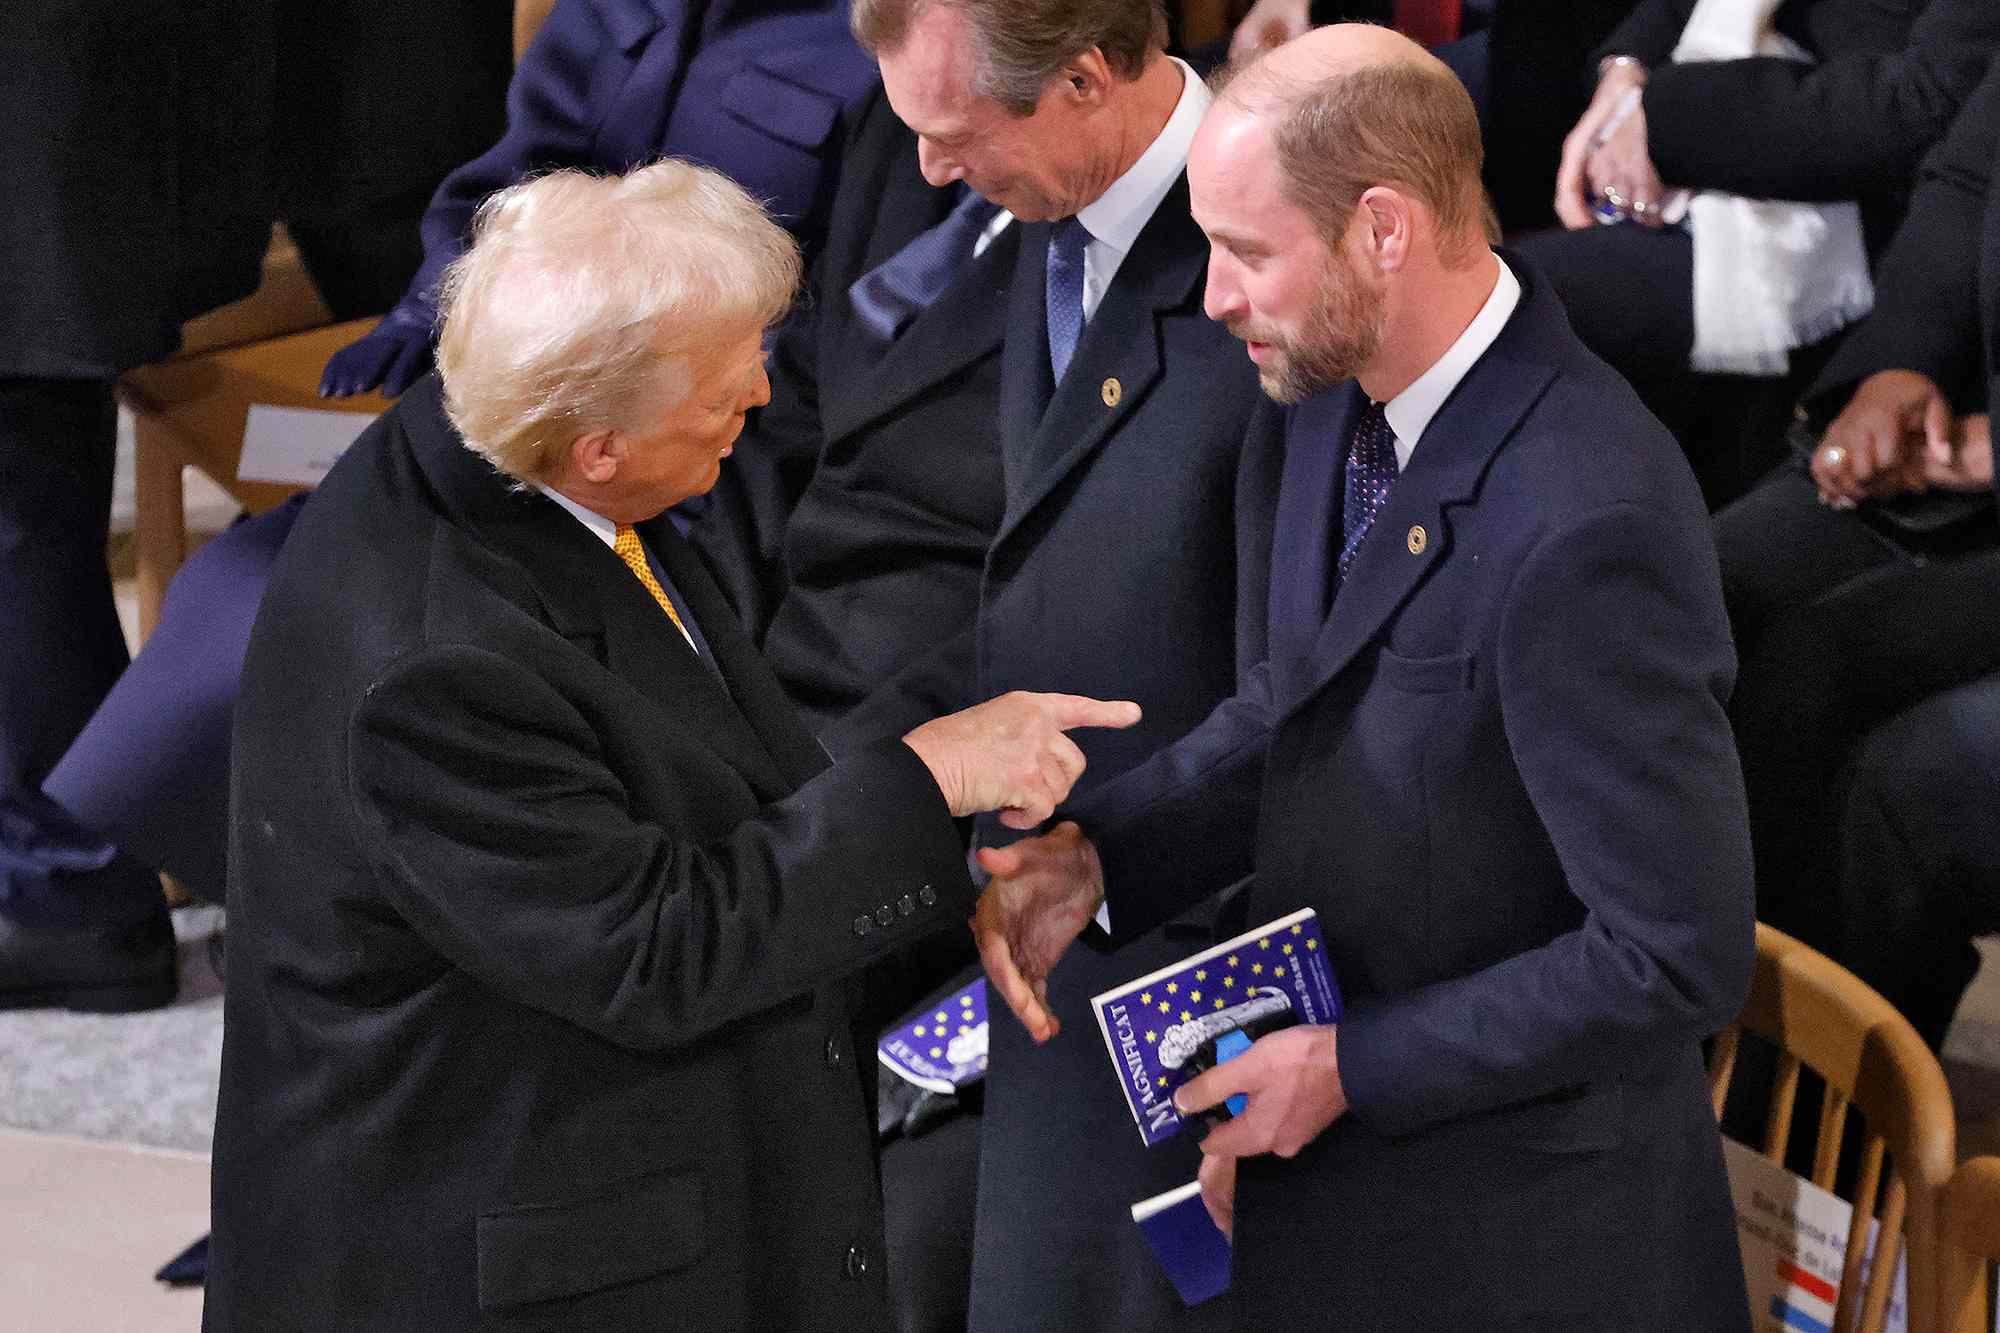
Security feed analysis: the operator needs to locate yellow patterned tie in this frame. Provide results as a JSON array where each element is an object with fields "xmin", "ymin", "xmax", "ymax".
[{"xmin": 612, "ymin": 524, "xmax": 695, "ymax": 650}]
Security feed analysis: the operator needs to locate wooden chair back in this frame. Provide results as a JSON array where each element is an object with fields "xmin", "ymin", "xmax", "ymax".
[
  {"xmin": 1942, "ymin": 1156, "xmax": 2000, "ymax": 1333},
  {"xmin": 514, "ymin": 0, "xmax": 559, "ymax": 63},
  {"xmin": 1708, "ymin": 923, "xmax": 1957, "ymax": 1333}
]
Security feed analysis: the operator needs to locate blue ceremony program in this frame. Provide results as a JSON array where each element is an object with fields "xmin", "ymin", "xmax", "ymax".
[
  {"xmin": 878, "ymin": 976, "xmax": 990, "ymax": 1094},
  {"xmin": 1091, "ymin": 907, "xmax": 1341, "ymax": 1146}
]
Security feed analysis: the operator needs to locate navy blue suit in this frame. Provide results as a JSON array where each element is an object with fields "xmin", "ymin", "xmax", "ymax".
[
  {"xmin": 1069, "ymin": 258, "xmax": 1755, "ymax": 1327},
  {"xmin": 398, "ymin": 0, "xmax": 876, "ymax": 330},
  {"xmin": 830, "ymin": 171, "xmax": 1277, "ymax": 1333}
]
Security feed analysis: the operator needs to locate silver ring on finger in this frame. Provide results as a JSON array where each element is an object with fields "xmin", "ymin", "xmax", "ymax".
[
  {"xmin": 1600, "ymin": 184, "xmax": 1628, "ymax": 211},
  {"xmin": 1630, "ymin": 197, "xmax": 1653, "ymax": 217},
  {"xmin": 1819, "ymin": 444, "xmax": 1848, "ymax": 471}
]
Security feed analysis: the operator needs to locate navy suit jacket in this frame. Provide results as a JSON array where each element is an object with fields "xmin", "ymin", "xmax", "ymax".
[
  {"xmin": 390, "ymin": 0, "xmax": 876, "ymax": 330},
  {"xmin": 1070, "ymin": 258, "xmax": 1756, "ymax": 1327},
  {"xmin": 828, "ymin": 171, "xmax": 1276, "ymax": 1332}
]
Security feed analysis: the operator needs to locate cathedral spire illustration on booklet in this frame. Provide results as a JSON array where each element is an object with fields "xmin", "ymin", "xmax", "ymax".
[{"xmin": 1091, "ymin": 907, "xmax": 1342, "ymax": 1147}]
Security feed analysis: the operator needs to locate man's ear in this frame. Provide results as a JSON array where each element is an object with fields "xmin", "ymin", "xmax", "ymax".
[
  {"xmin": 570, "ymin": 429, "xmax": 623, "ymax": 486},
  {"xmin": 1060, "ymin": 48, "xmax": 1114, "ymax": 107},
  {"xmin": 1355, "ymin": 185, "xmax": 1413, "ymax": 274}
]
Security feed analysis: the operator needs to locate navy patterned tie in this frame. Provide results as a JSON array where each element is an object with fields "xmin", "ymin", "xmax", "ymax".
[
  {"xmin": 1332, "ymin": 399, "xmax": 1400, "ymax": 602},
  {"xmin": 1045, "ymin": 216, "xmax": 1091, "ymax": 383},
  {"xmin": 849, "ymin": 187, "xmax": 1002, "ymax": 340}
]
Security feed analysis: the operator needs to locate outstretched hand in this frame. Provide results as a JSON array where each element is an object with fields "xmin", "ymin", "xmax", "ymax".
[
  {"xmin": 972, "ymin": 821, "xmax": 1104, "ymax": 1042},
  {"xmin": 903, "ymin": 692, "xmax": 1139, "ymax": 830}
]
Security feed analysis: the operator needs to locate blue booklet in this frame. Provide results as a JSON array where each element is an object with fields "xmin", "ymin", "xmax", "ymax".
[
  {"xmin": 877, "ymin": 976, "xmax": 989, "ymax": 1094},
  {"xmin": 1132, "ymin": 1180, "xmax": 1231, "ymax": 1306},
  {"xmin": 1091, "ymin": 907, "xmax": 1340, "ymax": 1146}
]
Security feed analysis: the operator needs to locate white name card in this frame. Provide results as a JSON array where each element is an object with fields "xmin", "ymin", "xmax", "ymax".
[{"xmin": 238, "ymin": 404, "xmax": 376, "ymax": 487}]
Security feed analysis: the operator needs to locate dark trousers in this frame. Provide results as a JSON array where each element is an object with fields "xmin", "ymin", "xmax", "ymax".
[
  {"xmin": 44, "ymin": 494, "xmax": 306, "ymax": 904},
  {"xmin": 0, "ymin": 378, "xmax": 160, "ymax": 927},
  {"xmin": 1838, "ymin": 675, "xmax": 2000, "ymax": 1050},
  {"xmin": 1717, "ymin": 464, "xmax": 2000, "ymax": 952}
]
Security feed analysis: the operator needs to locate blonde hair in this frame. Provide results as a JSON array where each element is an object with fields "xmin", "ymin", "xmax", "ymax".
[{"xmin": 435, "ymin": 161, "xmax": 800, "ymax": 482}]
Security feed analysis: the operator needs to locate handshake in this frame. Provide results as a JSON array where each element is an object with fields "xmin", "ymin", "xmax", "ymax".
[{"xmin": 902, "ymin": 692, "xmax": 1117, "ymax": 1049}]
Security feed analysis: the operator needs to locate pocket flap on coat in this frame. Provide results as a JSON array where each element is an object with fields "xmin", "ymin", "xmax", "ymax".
[
  {"xmin": 477, "ymin": 1166, "xmax": 705, "ymax": 1310},
  {"xmin": 721, "ymin": 61, "xmax": 843, "ymax": 151}
]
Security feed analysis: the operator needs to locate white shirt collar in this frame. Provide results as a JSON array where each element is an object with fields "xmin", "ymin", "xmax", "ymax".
[
  {"xmin": 1076, "ymin": 57, "xmax": 1210, "ymax": 259},
  {"xmin": 533, "ymin": 483, "xmax": 618, "ymax": 549},
  {"xmin": 1381, "ymin": 254, "xmax": 1521, "ymax": 471}
]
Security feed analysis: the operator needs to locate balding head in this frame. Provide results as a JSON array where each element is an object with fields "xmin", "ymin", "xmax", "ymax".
[{"xmin": 1206, "ymin": 23, "xmax": 1493, "ymax": 265}]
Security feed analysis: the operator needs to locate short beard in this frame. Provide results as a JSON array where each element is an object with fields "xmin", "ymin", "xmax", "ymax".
[{"xmin": 1236, "ymin": 257, "xmax": 1386, "ymax": 405}]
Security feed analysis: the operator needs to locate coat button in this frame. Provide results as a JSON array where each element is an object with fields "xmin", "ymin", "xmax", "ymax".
[
  {"xmin": 918, "ymin": 884, "xmax": 938, "ymax": 907},
  {"xmin": 1101, "ymin": 377, "xmax": 1122, "ymax": 407},
  {"xmin": 875, "ymin": 904, "xmax": 895, "ymax": 927},
  {"xmin": 1406, "ymin": 524, "xmax": 1428, "ymax": 555},
  {"xmin": 844, "ymin": 1244, "xmax": 869, "ymax": 1280},
  {"xmin": 898, "ymin": 895, "xmax": 916, "ymax": 917},
  {"xmin": 851, "ymin": 915, "xmax": 872, "ymax": 937},
  {"xmin": 824, "ymin": 1035, "xmax": 843, "ymax": 1069}
]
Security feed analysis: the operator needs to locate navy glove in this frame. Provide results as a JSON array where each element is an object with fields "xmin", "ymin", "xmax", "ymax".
[{"xmin": 320, "ymin": 306, "xmax": 435, "ymax": 398}]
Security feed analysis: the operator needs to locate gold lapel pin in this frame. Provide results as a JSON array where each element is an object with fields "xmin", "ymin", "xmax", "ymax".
[
  {"xmin": 1101, "ymin": 377, "xmax": 1122, "ymax": 407},
  {"xmin": 1406, "ymin": 525, "xmax": 1428, "ymax": 555}
]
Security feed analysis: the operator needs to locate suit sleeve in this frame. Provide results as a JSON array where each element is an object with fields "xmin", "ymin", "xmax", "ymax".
[
  {"xmin": 387, "ymin": 0, "xmax": 642, "ymax": 326},
  {"xmin": 1592, "ymin": 0, "xmax": 1700, "ymax": 71},
  {"xmin": 1807, "ymin": 59, "xmax": 1999, "ymax": 415},
  {"xmin": 817, "ymin": 625, "xmax": 978, "ymax": 757},
  {"xmin": 343, "ymin": 643, "xmax": 975, "ymax": 1053},
  {"xmin": 1642, "ymin": 0, "xmax": 1997, "ymax": 201},
  {"xmin": 1337, "ymin": 501, "xmax": 1755, "ymax": 1139}
]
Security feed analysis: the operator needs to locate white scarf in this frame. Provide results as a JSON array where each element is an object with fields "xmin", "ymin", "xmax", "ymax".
[{"xmin": 1669, "ymin": 0, "xmax": 1875, "ymax": 375}]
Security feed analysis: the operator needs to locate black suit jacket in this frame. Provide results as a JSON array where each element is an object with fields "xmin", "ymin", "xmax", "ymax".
[
  {"xmin": 205, "ymin": 375, "xmax": 975, "ymax": 1331},
  {"xmin": 1602, "ymin": 0, "xmax": 1998, "ymax": 242},
  {"xmin": 694, "ymin": 86, "xmax": 1017, "ymax": 738},
  {"xmin": 832, "ymin": 168, "xmax": 1278, "ymax": 1332},
  {"xmin": 1071, "ymin": 261, "xmax": 1754, "ymax": 1326}
]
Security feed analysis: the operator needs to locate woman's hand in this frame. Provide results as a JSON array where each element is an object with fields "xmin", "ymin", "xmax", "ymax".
[
  {"xmin": 1582, "ymin": 95, "xmax": 1667, "ymax": 228},
  {"xmin": 1556, "ymin": 63, "xmax": 1648, "ymax": 229}
]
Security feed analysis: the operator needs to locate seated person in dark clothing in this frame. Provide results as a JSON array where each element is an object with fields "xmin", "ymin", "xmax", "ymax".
[
  {"xmin": 1715, "ymin": 58, "xmax": 1999, "ymax": 995},
  {"xmin": 34, "ymin": 0, "xmax": 881, "ymax": 914},
  {"xmin": 1835, "ymin": 673, "xmax": 2000, "ymax": 1051},
  {"xmin": 1514, "ymin": 0, "xmax": 1997, "ymax": 504}
]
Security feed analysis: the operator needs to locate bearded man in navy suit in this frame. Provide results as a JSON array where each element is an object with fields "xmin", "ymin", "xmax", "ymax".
[{"xmin": 975, "ymin": 25, "xmax": 1755, "ymax": 1328}]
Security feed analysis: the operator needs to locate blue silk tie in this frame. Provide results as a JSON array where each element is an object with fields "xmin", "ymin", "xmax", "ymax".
[
  {"xmin": 1332, "ymin": 399, "xmax": 1400, "ymax": 602},
  {"xmin": 848, "ymin": 187, "xmax": 1002, "ymax": 340},
  {"xmin": 1045, "ymin": 216, "xmax": 1091, "ymax": 384}
]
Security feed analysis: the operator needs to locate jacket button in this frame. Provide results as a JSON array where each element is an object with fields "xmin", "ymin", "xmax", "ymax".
[
  {"xmin": 824, "ymin": 1035, "xmax": 843, "ymax": 1069},
  {"xmin": 875, "ymin": 904, "xmax": 895, "ymax": 927},
  {"xmin": 844, "ymin": 1244, "xmax": 869, "ymax": 1280},
  {"xmin": 851, "ymin": 915, "xmax": 872, "ymax": 937},
  {"xmin": 918, "ymin": 885, "xmax": 938, "ymax": 908},
  {"xmin": 898, "ymin": 895, "xmax": 916, "ymax": 916}
]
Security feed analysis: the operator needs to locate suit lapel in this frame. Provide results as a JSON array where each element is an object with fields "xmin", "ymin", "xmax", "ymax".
[
  {"xmin": 596, "ymin": 2, "xmax": 693, "ymax": 169},
  {"xmin": 819, "ymin": 221, "xmax": 1021, "ymax": 448},
  {"xmin": 643, "ymin": 515, "xmax": 830, "ymax": 789},
  {"xmin": 1277, "ymin": 286, "xmax": 1564, "ymax": 718},
  {"xmin": 999, "ymin": 221, "xmax": 1056, "ymax": 487},
  {"xmin": 993, "ymin": 176, "xmax": 1207, "ymax": 550},
  {"xmin": 404, "ymin": 387, "xmax": 796, "ymax": 797}
]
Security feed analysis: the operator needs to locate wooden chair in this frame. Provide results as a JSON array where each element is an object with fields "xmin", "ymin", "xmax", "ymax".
[
  {"xmin": 117, "ymin": 0, "xmax": 559, "ymax": 640},
  {"xmin": 1942, "ymin": 1156, "xmax": 2000, "ymax": 1333},
  {"xmin": 1709, "ymin": 923, "xmax": 1958, "ymax": 1333}
]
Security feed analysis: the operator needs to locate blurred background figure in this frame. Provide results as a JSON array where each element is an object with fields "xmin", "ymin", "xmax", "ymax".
[{"xmin": 1515, "ymin": 0, "xmax": 1998, "ymax": 505}]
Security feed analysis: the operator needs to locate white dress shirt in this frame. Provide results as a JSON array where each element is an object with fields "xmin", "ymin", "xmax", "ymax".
[
  {"xmin": 1073, "ymin": 57, "xmax": 1211, "ymax": 319},
  {"xmin": 1379, "ymin": 254, "xmax": 1522, "ymax": 471}
]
